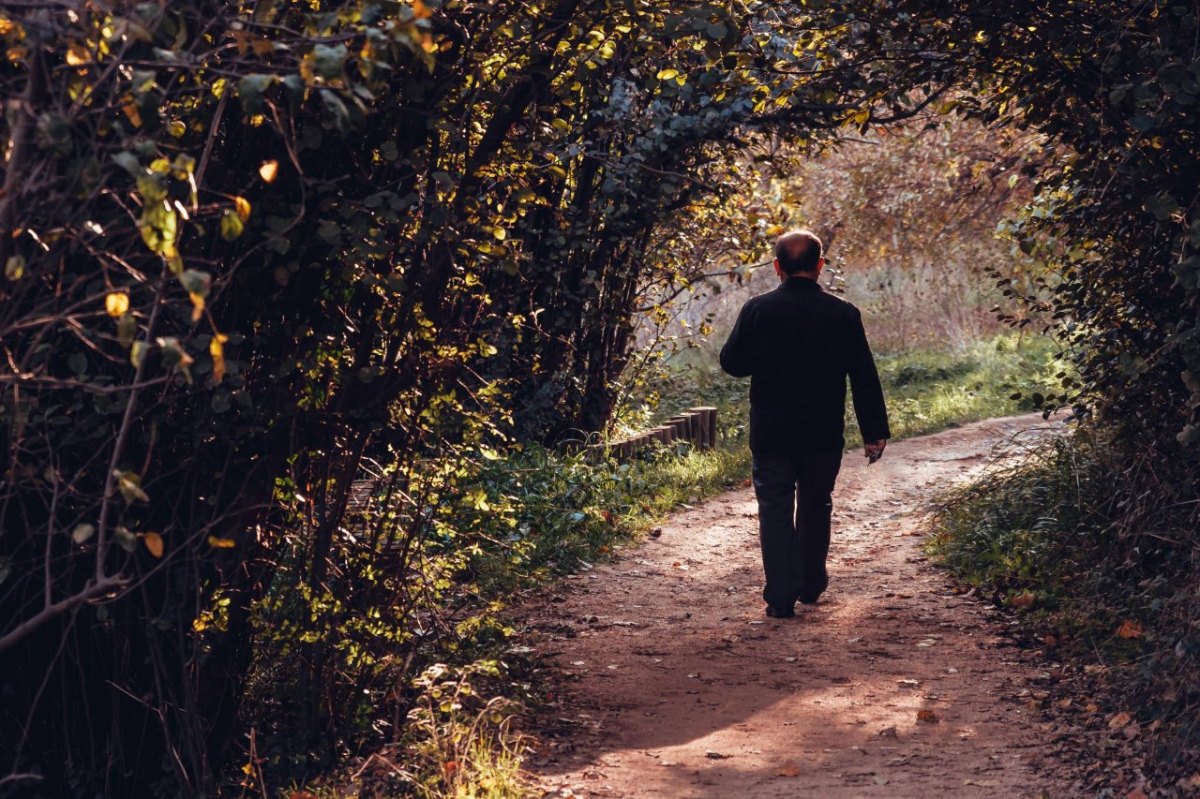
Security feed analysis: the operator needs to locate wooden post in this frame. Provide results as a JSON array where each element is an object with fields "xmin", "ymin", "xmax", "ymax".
[
  {"xmin": 689, "ymin": 406, "xmax": 718, "ymax": 449},
  {"xmin": 666, "ymin": 415, "xmax": 685, "ymax": 439}
]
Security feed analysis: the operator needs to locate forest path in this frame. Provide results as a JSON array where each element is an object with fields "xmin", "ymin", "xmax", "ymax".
[{"xmin": 517, "ymin": 415, "xmax": 1077, "ymax": 799}]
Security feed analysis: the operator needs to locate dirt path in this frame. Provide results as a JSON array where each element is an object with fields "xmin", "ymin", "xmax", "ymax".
[{"xmin": 516, "ymin": 416, "xmax": 1078, "ymax": 798}]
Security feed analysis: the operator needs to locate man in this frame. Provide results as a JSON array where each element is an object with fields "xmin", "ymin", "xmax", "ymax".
[{"xmin": 720, "ymin": 230, "xmax": 890, "ymax": 618}]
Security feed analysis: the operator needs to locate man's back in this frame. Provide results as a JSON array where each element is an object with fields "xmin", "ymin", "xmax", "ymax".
[{"xmin": 719, "ymin": 277, "xmax": 890, "ymax": 453}]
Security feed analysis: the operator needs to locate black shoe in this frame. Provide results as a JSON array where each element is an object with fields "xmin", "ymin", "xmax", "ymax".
[
  {"xmin": 765, "ymin": 605, "xmax": 795, "ymax": 618},
  {"xmin": 797, "ymin": 594, "xmax": 820, "ymax": 606}
]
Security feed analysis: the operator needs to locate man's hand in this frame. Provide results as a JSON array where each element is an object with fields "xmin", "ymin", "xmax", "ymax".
[{"xmin": 865, "ymin": 439, "xmax": 887, "ymax": 464}]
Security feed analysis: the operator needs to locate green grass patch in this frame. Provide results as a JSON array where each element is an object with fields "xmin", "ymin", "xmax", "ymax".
[{"xmin": 927, "ymin": 429, "xmax": 1200, "ymax": 781}]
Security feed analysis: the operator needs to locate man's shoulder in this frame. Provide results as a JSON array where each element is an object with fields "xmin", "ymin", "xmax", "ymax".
[
  {"xmin": 818, "ymin": 291, "xmax": 862, "ymax": 317},
  {"xmin": 781, "ymin": 285, "xmax": 862, "ymax": 317}
]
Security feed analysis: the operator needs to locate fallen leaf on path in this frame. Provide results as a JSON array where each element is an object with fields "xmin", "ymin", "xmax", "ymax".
[
  {"xmin": 1116, "ymin": 619, "xmax": 1144, "ymax": 639},
  {"xmin": 1008, "ymin": 592, "xmax": 1036, "ymax": 608},
  {"xmin": 1126, "ymin": 789, "xmax": 1149, "ymax": 799},
  {"xmin": 916, "ymin": 710, "xmax": 940, "ymax": 724},
  {"xmin": 1108, "ymin": 711, "xmax": 1134, "ymax": 729},
  {"xmin": 775, "ymin": 761, "xmax": 801, "ymax": 777},
  {"xmin": 878, "ymin": 726, "xmax": 898, "ymax": 738},
  {"xmin": 874, "ymin": 776, "xmax": 889, "ymax": 785},
  {"xmin": 705, "ymin": 751, "xmax": 730, "ymax": 760}
]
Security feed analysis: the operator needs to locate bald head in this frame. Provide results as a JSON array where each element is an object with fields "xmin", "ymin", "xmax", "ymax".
[{"xmin": 774, "ymin": 230, "xmax": 824, "ymax": 276}]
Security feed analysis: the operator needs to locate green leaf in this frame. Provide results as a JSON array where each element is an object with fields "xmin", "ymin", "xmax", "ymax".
[
  {"xmin": 220, "ymin": 210, "xmax": 244, "ymax": 240},
  {"xmin": 114, "ymin": 526, "xmax": 138, "ymax": 553},
  {"xmin": 179, "ymin": 269, "xmax": 212, "ymax": 297},
  {"xmin": 237, "ymin": 73, "xmax": 276, "ymax": 115},
  {"xmin": 112, "ymin": 151, "xmax": 142, "ymax": 174},
  {"xmin": 130, "ymin": 340, "xmax": 149, "ymax": 368},
  {"xmin": 312, "ymin": 44, "xmax": 348, "ymax": 79}
]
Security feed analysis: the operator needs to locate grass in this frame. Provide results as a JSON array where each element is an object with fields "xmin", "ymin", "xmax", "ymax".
[
  {"xmin": 639, "ymin": 331, "xmax": 1060, "ymax": 450},
  {"xmin": 855, "ymin": 333, "xmax": 1060, "ymax": 444}
]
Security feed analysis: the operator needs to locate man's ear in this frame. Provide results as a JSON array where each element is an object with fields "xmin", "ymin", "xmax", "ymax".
[{"xmin": 773, "ymin": 258, "xmax": 783, "ymax": 277}]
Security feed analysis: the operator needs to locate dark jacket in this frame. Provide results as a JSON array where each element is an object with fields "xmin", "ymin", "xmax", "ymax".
[{"xmin": 719, "ymin": 277, "xmax": 890, "ymax": 454}]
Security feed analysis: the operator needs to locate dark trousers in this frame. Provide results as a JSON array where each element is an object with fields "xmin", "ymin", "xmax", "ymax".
[{"xmin": 751, "ymin": 450, "xmax": 843, "ymax": 608}]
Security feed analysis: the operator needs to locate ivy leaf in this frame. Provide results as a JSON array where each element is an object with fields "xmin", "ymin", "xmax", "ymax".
[{"xmin": 237, "ymin": 73, "xmax": 276, "ymax": 115}]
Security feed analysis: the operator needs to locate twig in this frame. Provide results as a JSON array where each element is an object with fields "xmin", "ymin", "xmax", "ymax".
[{"xmin": 0, "ymin": 574, "xmax": 127, "ymax": 654}]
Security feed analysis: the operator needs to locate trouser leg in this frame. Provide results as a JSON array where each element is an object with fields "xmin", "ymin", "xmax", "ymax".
[
  {"xmin": 793, "ymin": 451, "xmax": 843, "ymax": 600},
  {"xmin": 752, "ymin": 452, "xmax": 801, "ymax": 608}
]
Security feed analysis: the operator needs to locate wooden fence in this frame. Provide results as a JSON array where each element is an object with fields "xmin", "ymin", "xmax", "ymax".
[{"xmin": 588, "ymin": 406, "xmax": 717, "ymax": 461}]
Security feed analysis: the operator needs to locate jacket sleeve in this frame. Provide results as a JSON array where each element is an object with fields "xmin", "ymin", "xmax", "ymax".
[
  {"xmin": 847, "ymin": 309, "xmax": 891, "ymax": 442},
  {"xmin": 719, "ymin": 302, "xmax": 757, "ymax": 377}
]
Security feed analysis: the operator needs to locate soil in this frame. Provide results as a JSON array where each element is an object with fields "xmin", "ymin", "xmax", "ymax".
[{"xmin": 514, "ymin": 415, "xmax": 1083, "ymax": 798}]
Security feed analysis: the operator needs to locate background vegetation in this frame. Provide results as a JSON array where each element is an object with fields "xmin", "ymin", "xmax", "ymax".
[{"xmin": 1, "ymin": 0, "xmax": 1197, "ymax": 795}]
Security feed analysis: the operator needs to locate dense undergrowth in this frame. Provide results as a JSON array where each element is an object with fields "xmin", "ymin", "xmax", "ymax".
[
  {"xmin": 283, "ymin": 332, "xmax": 1058, "ymax": 797},
  {"xmin": 929, "ymin": 430, "xmax": 1200, "ymax": 784}
]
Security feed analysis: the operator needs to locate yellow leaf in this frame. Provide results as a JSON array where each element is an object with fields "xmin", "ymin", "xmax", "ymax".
[
  {"xmin": 210, "ymin": 333, "xmax": 228, "ymax": 384},
  {"xmin": 105, "ymin": 291, "xmax": 130, "ymax": 318},
  {"xmin": 411, "ymin": 0, "xmax": 433, "ymax": 20},
  {"xmin": 131, "ymin": 340, "xmax": 148, "ymax": 368},
  {"xmin": 656, "ymin": 68, "xmax": 678, "ymax": 81},
  {"xmin": 143, "ymin": 532, "xmax": 164, "ymax": 558},
  {"xmin": 774, "ymin": 760, "xmax": 801, "ymax": 778},
  {"xmin": 122, "ymin": 101, "xmax": 143, "ymax": 128},
  {"xmin": 66, "ymin": 41, "xmax": 90, "ymax": 66},
  {"xmin": 493, "ymin": 227, "xmax": 507, "ymax": 241},
  {"xmin": 189, "ymin": 291, "xmax": 205, "ymax": 322},
  {"xmin": 258, "ymin": 160, "xmax": 279, "ymax": 183},
  {"xmin": 233, "ymin": 196, "xmax": 251, "ymax": 222},
  {"xmin": 207, "ymin": 536, "xmax": 236, "ymax": 548},
  {"xmin": 113, "ymin": 469, "xmax": 150, "ymax": 504}
]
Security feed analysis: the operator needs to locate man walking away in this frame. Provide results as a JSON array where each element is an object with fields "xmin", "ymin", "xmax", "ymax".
[{"xmin": 720, "ymin": 230, "xmax": 890, "ymax": 619}]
